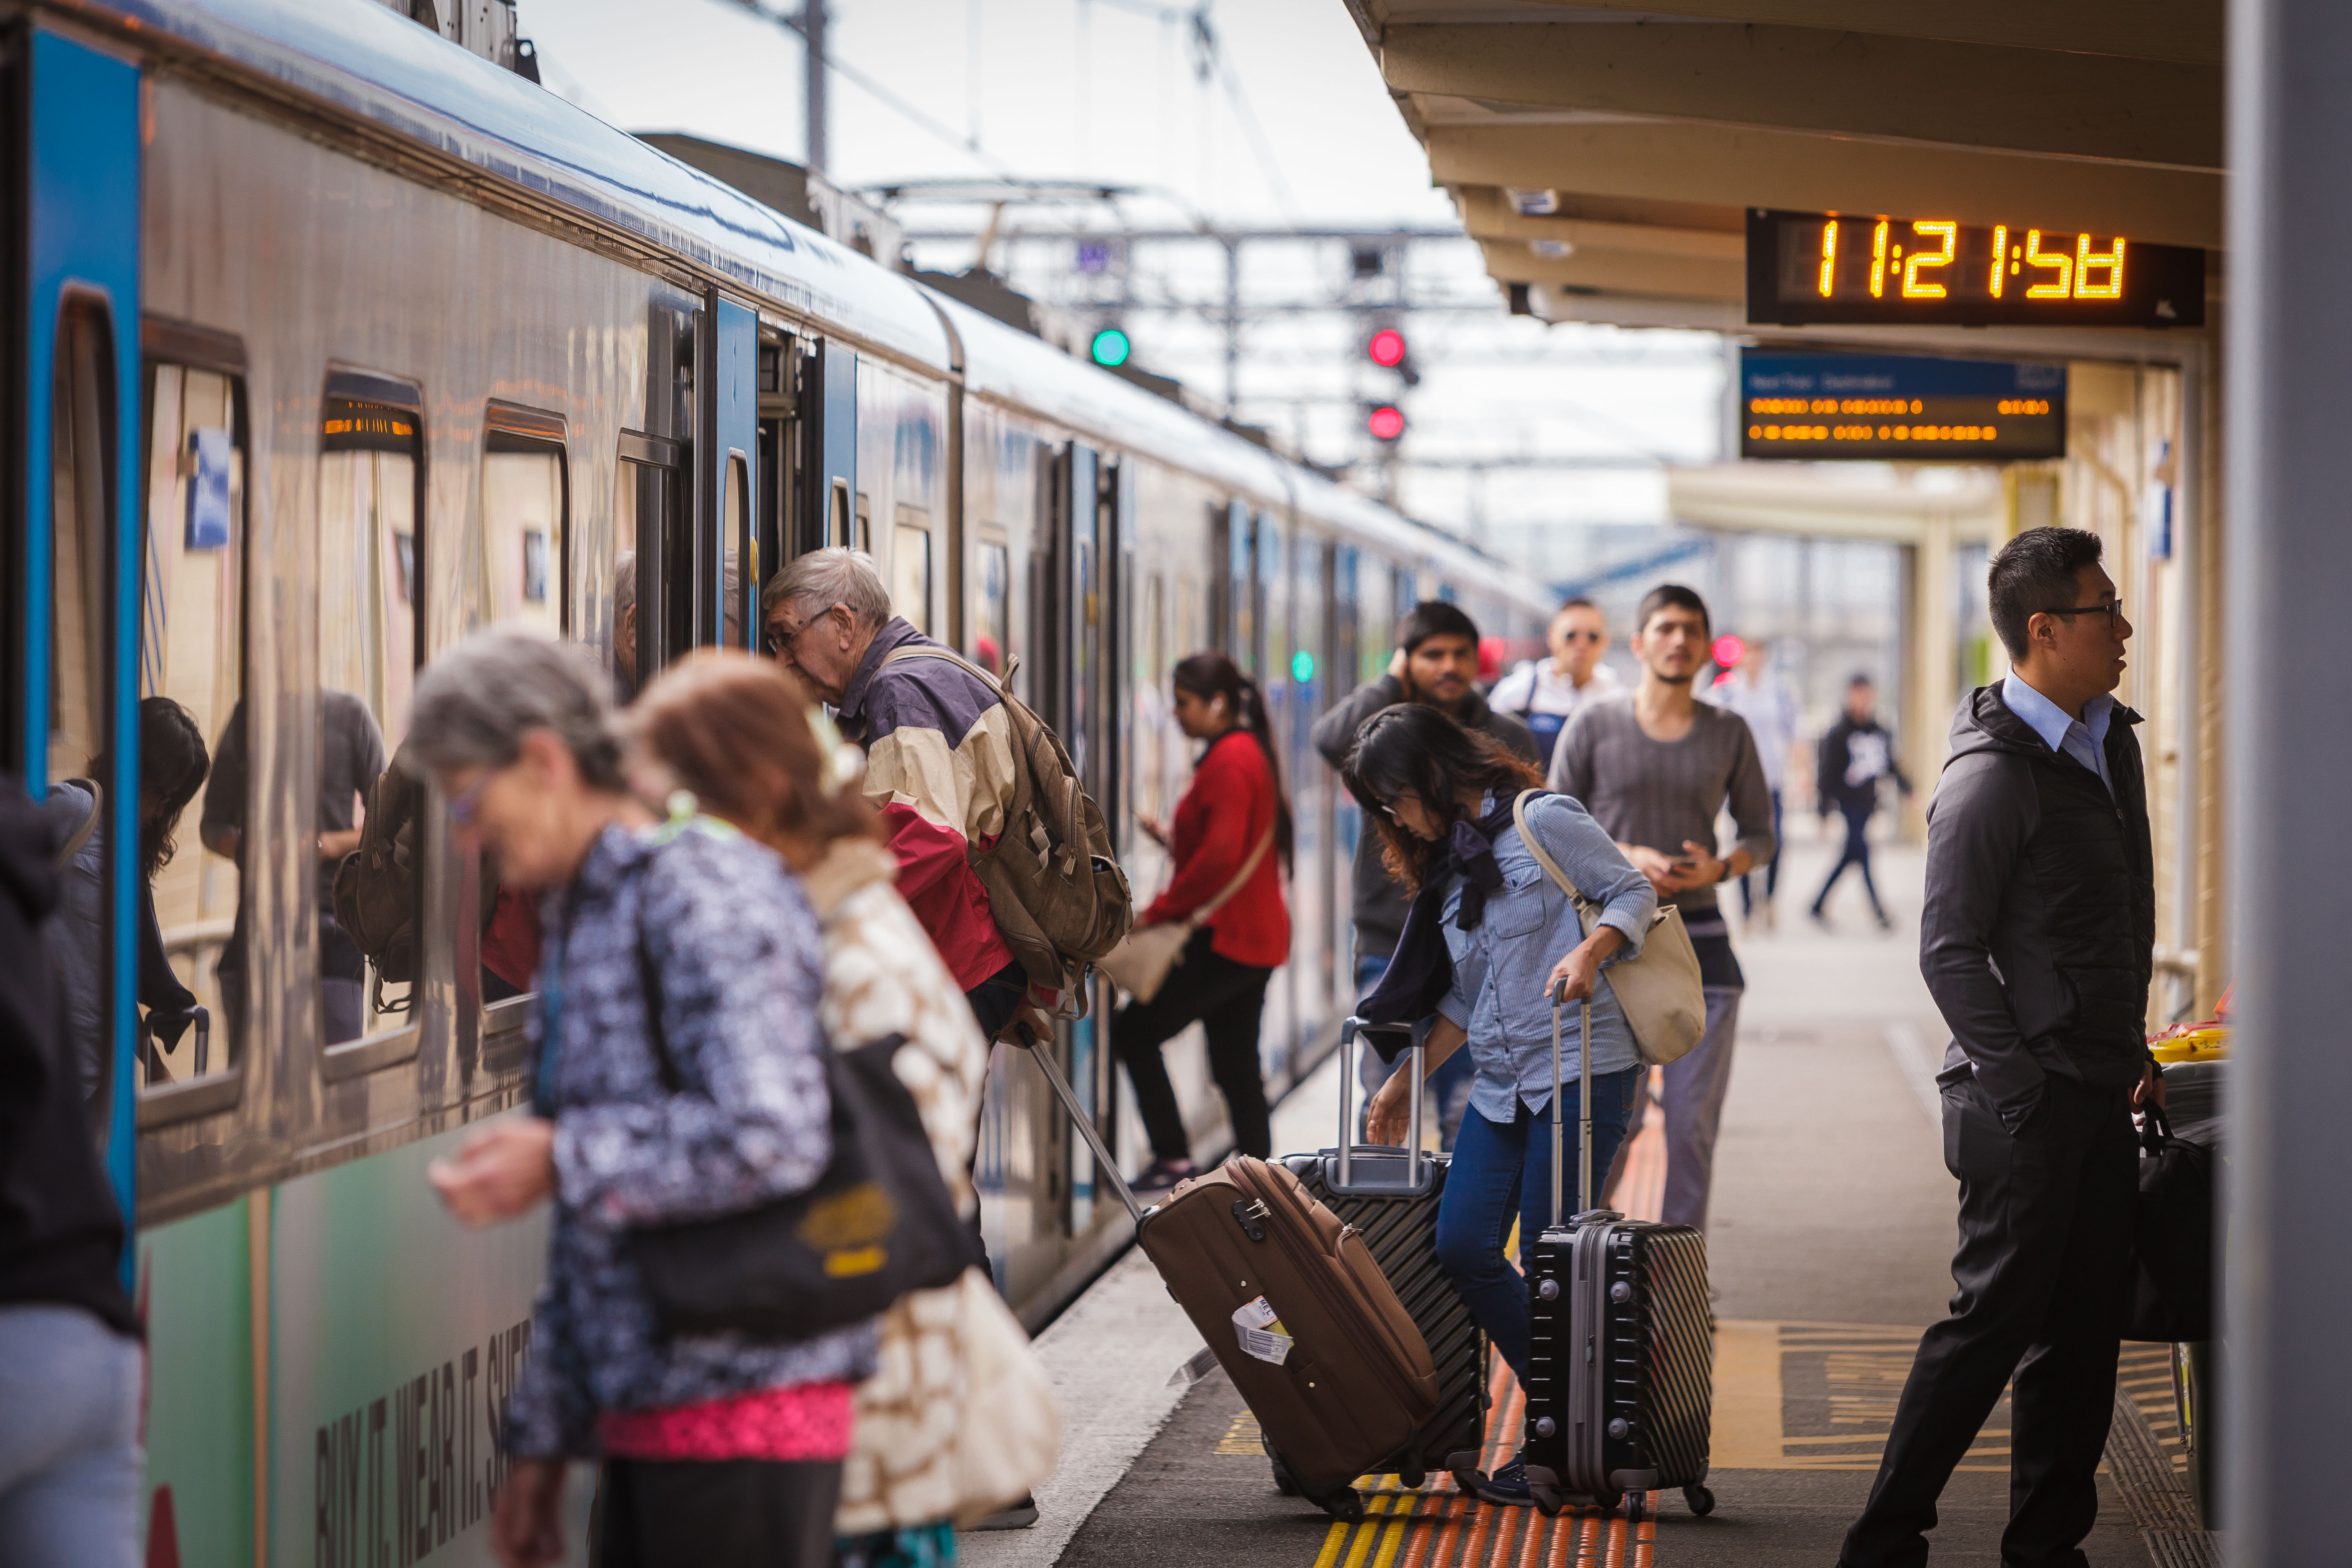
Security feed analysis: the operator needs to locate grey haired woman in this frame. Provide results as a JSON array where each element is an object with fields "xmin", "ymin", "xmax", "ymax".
[{"xmin": 412, "ymin": 627, "xmax": 869, "ymax": 1568}]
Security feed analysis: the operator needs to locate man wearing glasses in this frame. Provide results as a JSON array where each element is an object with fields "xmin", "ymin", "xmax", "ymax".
[
  {"xmin": 1487, "ymin": 597, "xmax": 1620, "ymax": 776},
  {"xmin": 1840, "ymin": 526, "xmax": 2161, "ymax": 1568}
]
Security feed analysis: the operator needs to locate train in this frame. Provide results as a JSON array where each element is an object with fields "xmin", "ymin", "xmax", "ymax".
[{"xmin": 3, "ymin": 0, "xmax": 1552, "ymax": 1558}]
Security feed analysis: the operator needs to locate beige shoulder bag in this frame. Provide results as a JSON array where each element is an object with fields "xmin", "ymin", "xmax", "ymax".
[
  {"xmin": 1097, "ymin": 827, "xmax": 1274, "ymax": 1003},
  {"xmin": 1511, "ymin": 790, "xmax": 1707, "ymax": 1067}
]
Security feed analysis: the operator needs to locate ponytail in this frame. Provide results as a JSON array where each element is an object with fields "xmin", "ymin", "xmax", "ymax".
[{"xmin": 1171, "ymin": 651, "xmax": 1294, "ymax": 873}]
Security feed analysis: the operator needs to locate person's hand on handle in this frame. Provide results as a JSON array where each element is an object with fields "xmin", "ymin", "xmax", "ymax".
[
  {"xmin": 2133, "ymin": 1059, "xmax": 2166, "ymax": 1112},
  {"xmin": 1545, "ymin": 926, "xmax": 1628, "ymax": 1008},
  {"xmin": 1365, "ymin": 1065, "xmax": 1414, "ymax": 1149},
  {"xmin": 491, "ymin": 1457, "xmax": 567, "ymax": 1568}
]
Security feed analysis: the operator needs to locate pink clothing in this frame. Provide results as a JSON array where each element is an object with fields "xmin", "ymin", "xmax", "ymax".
[{"xmin": 597, "ymin": 1381, "xmax": 856, "ymax": 1462}]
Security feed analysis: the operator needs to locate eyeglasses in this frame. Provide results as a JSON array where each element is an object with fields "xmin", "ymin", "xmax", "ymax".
[
  {"xmin": 2034, "ymin": 598, "xmax": 2125, "ymax": 629},
  {"xmin": 1380, "ymin": 792, "xmax": 1421, "ymax": 823},
  {"xmin": 1557, "ymin": 629, "xmax": 1604, "ymax": 643},
  {"xmin": 764, "ymin": 603, "xmax": 840, "ymax": 657}
]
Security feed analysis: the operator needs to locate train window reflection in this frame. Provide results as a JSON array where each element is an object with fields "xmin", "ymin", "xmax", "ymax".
[
  {"xmin": 142, "ymin": 361, "xmax": 245, "ymax": 1091},
  {"xmin": 48, "ymin": 301, "xmax": 123, "ymax": 1106},
  {"xmin": 480, "ymin": 429, "xmax": 566, "ymax": 1011},
  {"xmin": 316, "ymin": 395, "xmax": 413, "ymax": 1046},
  {"xmin": 976, "ymin": 539, "xmax": 1010, "ymax": 678},
  {"xmin": 724, "ymin": 453, "xmax": 751, "ymax": 648},
  {"xmin": 892, "ymin": 508, "xmax": 931, "ymax": 635}
]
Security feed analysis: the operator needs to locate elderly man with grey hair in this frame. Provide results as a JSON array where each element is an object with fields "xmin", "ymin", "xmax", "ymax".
[{"xmin": 761, "ymin": 548, "xmax": 1040, "ymax": 1050}]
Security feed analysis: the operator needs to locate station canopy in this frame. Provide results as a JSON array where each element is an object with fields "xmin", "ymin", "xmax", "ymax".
[{"xmin": 1337, "ymin": 1, "xmax": 2221, "ymax": 333}]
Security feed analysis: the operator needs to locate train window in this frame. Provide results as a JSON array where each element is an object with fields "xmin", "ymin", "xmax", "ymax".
[
  {"xmin": 144, "ymin": 357, "xmax": 247, "ymax": 1093},
  {"xmin": 892, "ymin": 507, "xmax": 931, "ymax": 634},
  {"xmin": 724, "ymin": 452, "xmax": 752, "ymax": 649},
  {"xmin": 45, "ymin": 301, "xmax": 125, "ymax": 1107},
  {"xmin": 975, "ymin": 538, "xmax": 1011, "ymax": 677},
  {"xmin": 611, "ymin": 441, "xmax": 675, "ymax": 701},
  {"xmin": 828, "ymin": 478, "xmax": 851, "ymax": 549},
  {"xmin": 316, "ymin": 389, "xmax": 418, "ymax": 1055},
  {"xmin": 854, "ymin": 490, "xmax": 872, "ymax": 553},
  {"xmin": 480, "ymin": 413, "xmax": 567, "ymax": 1020}
]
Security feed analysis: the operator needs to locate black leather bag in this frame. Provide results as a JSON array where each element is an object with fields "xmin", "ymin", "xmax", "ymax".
[
  {"xmin": 622, "ymin": 926, "xmax": 980, "ymax": 1341},
  {"xmin": 2125, "ymin": 1102, "xmax": 2214, "ymax": 1343}
]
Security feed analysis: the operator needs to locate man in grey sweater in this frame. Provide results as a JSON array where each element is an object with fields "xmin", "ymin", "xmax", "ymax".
[
  {"xmin": 1313, "ymin": 601, "xmax": 1537, "ymax": 1143},
  {"xmin": 1551, "ymin": 583, "xmax": 1775, "ymax": 1231}
]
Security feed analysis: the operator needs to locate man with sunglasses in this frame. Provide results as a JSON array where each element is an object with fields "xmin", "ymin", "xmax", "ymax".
[
  {"xmin": 1487, "ymin": 598, "xmax": 1620, "ymax": 776},
  {"xmin": 1840, "ymin": 526, "xmax": 2161, "ymax": 1568}
]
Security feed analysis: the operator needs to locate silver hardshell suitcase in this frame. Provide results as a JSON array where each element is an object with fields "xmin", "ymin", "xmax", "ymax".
[{"xmin": 1522, "ymin": 990, "xmax": 1717, "ymax": 1522}]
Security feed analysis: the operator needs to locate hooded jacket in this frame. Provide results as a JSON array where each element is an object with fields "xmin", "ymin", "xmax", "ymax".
[
  {"xmin": 1920, "ymin": 684, "xmax": 2156, "ymax": 1132},
  {"xmin": 0, "ymin": 777, "xmax": 137, "ymax": 1336},
  {"xmin": 1310, "ymin": 674, "xmax": 1537, "ymax": 963}
]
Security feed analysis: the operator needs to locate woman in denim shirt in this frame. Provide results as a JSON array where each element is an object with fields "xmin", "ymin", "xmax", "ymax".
[
  {"xmin": 413, "ymin": 629, "xmax": 871, "ymax": 1568},
  {"xmin": 1344, "ymin": 704, "xmax": 1654, "ymax": 1506}
]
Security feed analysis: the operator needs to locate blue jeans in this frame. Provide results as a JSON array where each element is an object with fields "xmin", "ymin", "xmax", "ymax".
[
  {"xmin": 1434, "ymin": 1070, "xmax": 1640, "ymax": 1383},
  {"xmin": 0, "ymin": 1305, "xmax": 142, "ymax": 1568},
  {"xmin": 1354, "ymin": 954, "xmax": 1474, "ymax": 1151}
]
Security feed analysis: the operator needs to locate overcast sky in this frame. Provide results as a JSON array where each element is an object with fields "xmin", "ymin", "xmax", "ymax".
[{"xmin": 522, "ymin": 0, "xmax": 1724, "ymax": 552}]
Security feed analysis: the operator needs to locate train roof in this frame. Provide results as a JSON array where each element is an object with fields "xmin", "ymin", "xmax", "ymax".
[{"xmin": 69, "ymin": 0, "xmax": 1549, "ymax": 617}]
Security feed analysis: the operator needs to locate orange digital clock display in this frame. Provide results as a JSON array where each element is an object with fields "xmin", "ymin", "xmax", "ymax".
[{"xmin": 1748, "ymin": 209, "xmax": 2203, "ymax": 328}]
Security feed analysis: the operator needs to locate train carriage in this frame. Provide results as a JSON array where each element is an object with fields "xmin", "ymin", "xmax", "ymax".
[{"xmin": 0, "ymin": 0, "xmax": 1551, "ymax": 1560}]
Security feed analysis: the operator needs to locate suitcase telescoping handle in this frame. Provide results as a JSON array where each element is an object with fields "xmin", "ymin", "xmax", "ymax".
[
  {"xmin": 1013, "ymin": 1033, "xmax": 1149, "ymax": 1226},
  {"xmin": 1549, "ymin": 979, "xmax": 1594, "ymax": 1228},
  {"xmin": 1336, "ymin": 1016, "xmax": 1423, "ymax": 1191}
]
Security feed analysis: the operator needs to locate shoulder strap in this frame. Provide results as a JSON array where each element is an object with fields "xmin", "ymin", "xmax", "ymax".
[
  {"xmin": 55, "ymin": 779, "xmax": 101, "ymax": 869},
  {"xmin": 1185, "ymin": 828, "xmax": 1276, "ymax": 928},
  {"xmin": 1510, "ymin": 789, "xmax": 1592, "ymax": 912}
]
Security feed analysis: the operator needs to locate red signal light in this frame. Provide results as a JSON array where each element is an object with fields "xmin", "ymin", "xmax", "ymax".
[
  {"xmin": 1367, "ymin": 405, "xmax": 1406, "ymax": 441},
  {"xmin": 1368, "ymin": 328, "xmax": 1407, "ymax": 368},
  {"xmin": 1711, "ymin": 633, "xmax": 1746, "ymax": 670}
]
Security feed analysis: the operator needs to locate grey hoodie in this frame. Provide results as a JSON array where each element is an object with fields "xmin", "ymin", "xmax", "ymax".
[{"xmin": 1921, "ymin": 684, "xmax": 2156, "ymax": 1132}]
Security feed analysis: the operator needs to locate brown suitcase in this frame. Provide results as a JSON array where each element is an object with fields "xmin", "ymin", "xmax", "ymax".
[{"xmin": 1021, "ymin": 1041, "xmax": 1440, "ymax": 1521}]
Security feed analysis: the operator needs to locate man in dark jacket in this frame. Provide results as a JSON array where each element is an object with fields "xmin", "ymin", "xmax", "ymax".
[
  {"xmin": 0, "ymin": 776, "xmax": 144, "ymax": 1565},
  {"xmin": 1809, "ymin": 673, "xmax": 1913, "ymax": 929},
  {"xmin": 1840, "ymin": 527, "xmax": 2161, "ymax": 1568},
  {"xmin": 1311, "ymin": 601, "xmax": 1537, "ymax": 1144}
]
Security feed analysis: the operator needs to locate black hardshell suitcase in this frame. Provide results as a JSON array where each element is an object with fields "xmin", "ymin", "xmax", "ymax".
[
  {"xmin": 1523, "ymin": 993, "xmax": 1716, "ymax": 1522},
  {"xmin": 1277, "ymin": 1018, "xmax": 1488, "ymax": 1496}
]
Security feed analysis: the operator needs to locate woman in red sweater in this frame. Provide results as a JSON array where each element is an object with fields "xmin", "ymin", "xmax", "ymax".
[{"xmin": 1114, "ymin": 652, "xmax": 1292, "ymax": 1191}]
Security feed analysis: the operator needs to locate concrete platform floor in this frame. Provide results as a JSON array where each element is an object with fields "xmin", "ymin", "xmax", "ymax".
[{"xmin": 987, "ymin": 825, "xmax": 2180, "ymax": 1568}]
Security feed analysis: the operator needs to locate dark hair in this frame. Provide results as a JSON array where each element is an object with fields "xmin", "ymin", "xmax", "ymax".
[
  {"xmin": 1848, "ymin": 672, "xmax": 1875, "ymax": 689},
  {"xmin": 1340, "ymin": 704, "xmax": 1543, "ymax": 894},
  {"xmin": 1636, "ymin": 583, "xmax": 1710, "ymax": 636},
  {"xmin": 131, "ymin": 697, "xmax": 209, "ymax": 881},
  {"xmin": 1396, "ymin": 600, "xmax": 1480, "ymax": 654},
  {"xmin": 1171, "ymin": 651, "xmax": 1293, "ymax": 872},
  {"xmin": 631, "ymin": 652, "xmax": 879, "ymax": 856},
  {"xmin": 1987, "ymin": 526, "xmax": 2104, "ymax": 660}
]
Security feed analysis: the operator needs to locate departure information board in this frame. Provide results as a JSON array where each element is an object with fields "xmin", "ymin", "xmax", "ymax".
[
  {"xmin": 1746, "ymin": 209, "xmax": 2204, "ymax": 328},
  {"xmin": 1741, "ymin": 352, "xmax": 2066, "ymax": 462}
]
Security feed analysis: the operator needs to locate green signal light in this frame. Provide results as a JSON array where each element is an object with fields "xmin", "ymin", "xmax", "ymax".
[
  {"xmin": 1089, "ymin": 328, "xmax": 1132, "ymax": 368},
  {"xmin": 1292, "ymin": 650, "xmax": 1315, "ymax": 682}
]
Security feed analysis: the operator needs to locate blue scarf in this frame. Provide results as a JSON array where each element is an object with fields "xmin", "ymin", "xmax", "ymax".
[{"xmin": 1357, "ymin": 794, "xmax": 1532, "ymax": 1053}]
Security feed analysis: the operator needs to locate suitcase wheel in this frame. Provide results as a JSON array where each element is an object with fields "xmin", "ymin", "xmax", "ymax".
[
  {"xmin": 1312, "ymin": 1487, "xmax": 1365, "ymax": 1524},
  {"xmin": 1397, "ymin": 1467, "xmax": 1427, "ymax": 1491},
  {"xmin": 1529, "ymin": 1482, "xmax": 1564, "ymax": 1518},
  {"xmin": 1594, "ymin": 1487, "xmax": 1622, "ymax": 1516},
  {"xmin": 1684, "ymin": 1483, "xmax": 1717, "ymax": 1517},
  {"xmin": 1262, "ymin": 1442, "xmax": 1300, "ymax": 1498},
  {"xmin": 1623, "ymin": 1491, "xmax": 1645, "ymax": 1525}
]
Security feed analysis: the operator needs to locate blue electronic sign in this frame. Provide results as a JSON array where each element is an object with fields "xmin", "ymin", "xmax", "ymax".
[{"xmin": 1740, "ymin": 351, "xmax": 2066, "ymax": 462}]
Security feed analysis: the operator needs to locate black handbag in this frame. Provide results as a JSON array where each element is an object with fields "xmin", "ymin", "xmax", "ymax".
[
  {"xmin": 622, "ymin": 923, "xmax": 981, "ymax": 1341},
  {"xmin": 2124, "ymin": 1101, "xmax": 2215, "ymax": 1343}
]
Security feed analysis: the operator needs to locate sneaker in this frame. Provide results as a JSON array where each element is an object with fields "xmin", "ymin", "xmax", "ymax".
[
  {"xmin": 1132, "ymin": 1158, "xmax": 1196, "ymax": 1194},
  {"xmin": 1475, "ymin": 1452, "xmax": 1534, "ymax": 1506},
  {"xmin": 970, "ymin": 1494, "xmax": 1039, "ymax": 1530},
  {"xmin": 1808, "ymin": 905, "xmax": 1830, "ymax": 928},
  {"xmin": 1874, "ymin": 908, "xmax": 1895, "ymax": 932}
]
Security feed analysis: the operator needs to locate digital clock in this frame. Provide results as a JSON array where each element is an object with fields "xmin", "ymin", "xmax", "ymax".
[
  {"xmin": 1746, "ymin": 209, "xmax": 2204, "ymax": 328},
  {"xmin": 1739, "ymin": 351, "xmax": 2067, "ymax": 462}
]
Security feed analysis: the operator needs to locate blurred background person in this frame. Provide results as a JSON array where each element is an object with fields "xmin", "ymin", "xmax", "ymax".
[
  {"xmin": 49, "ymin": 696, "xmax": 210, "ymax": 1096},
  {"xmin": 1115, "ymin": 653, "xmax": 1291, "ymax": 1193},
  {"xmin": 1486, "ymin": 597, "xmax": 1620, "ymax": 779},
  {"xmin": 1313, "ymin": 601, "xmax": 1535, "ymax": 1150},
  {"xmin": 1811, "ymin": 673, "xmax": 1914, "ymax": 931},
  {"xmin": 412, "ymin": 629, "xmax": 867, "ymax": 1568},
  {"xmin": 1705, "ymin": 637, "xmax": 1806, "ymax": 931},
  {"xmin": 0, "ymin": 776, "xmax": 145, "ymax": 1568}
]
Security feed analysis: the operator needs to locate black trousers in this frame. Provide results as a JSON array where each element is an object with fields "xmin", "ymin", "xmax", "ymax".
[
  {"xmin": 1814, "ymin": 799, "xmax": 1885, "ymax": 916},
  {"xmin": 1112, "ymin": 928, "xmax": 1274, "ymax": 1163},
  {"xmin": 597, "ymin": 1457, "xmax": 842, "ymax": 1568},
  {"xmin": 1840, "ymin": 1075, "xmax": 2138, "ymax": 1568}
]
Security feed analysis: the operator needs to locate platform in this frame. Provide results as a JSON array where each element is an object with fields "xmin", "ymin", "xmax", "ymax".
[{"xmin": 969, "ymin": 829, "xmax": 2215, "ymax": 1568}]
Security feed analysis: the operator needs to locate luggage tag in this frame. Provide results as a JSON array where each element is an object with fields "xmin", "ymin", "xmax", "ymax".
[{"xmin": 1232, "ymin": 1295, "xmax": 1294, "ymax": 1366}]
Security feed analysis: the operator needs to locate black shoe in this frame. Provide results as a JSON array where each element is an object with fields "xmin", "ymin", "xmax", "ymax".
[
  {"xmin": 1132, "ymin": 1158, "xmax": 1196, "ymax": 1194},
  {"xmin": 1475, "ymin": 1452, "xmax": 1534, "ymax": 1506},
  {"xmin": 971, "ymin": 1494, "xmax": 1039, "ymax": 1530},
  {"xmin": 1808, "ymin": 905, "xmax": 1830, "ymax": 927},
  {"xmin": 1874, "ymin": 909, "xmax": 1895, "ymax": 931}
]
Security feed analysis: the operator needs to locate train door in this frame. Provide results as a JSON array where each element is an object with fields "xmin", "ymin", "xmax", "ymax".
[
  {"xmin": 701, "ymin": 292, "xmax": 758, "ymax": 649},
  {"xmin": 1289, "ymin": 533, "xmax": 1331, "ymax": 1065},
  {"xmin": 1253, "ymin": 511, "xmax": 1295, "ymax": 1078},
  {"xmin": 1332, "ymin": 546, "xmax": 1364, "ymax": 992},
  {"xmin": 7, "ymin": 27, "xmax": 146, "ymax": 1215}
]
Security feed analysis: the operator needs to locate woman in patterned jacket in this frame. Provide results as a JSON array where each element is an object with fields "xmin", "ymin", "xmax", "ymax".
[
  {"xmin": 413, "ymin": 628, "xmax": 870, "ymax": 1568},
  {"xmin": 631, "ymin": 652, "xmax": 1057, "ymax": 1568}
]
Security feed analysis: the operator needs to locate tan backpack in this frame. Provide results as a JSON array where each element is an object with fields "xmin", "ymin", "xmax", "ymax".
[{"xmin": 879, "ymin": 647, "xmax": 1133, "ymax": 1011}]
